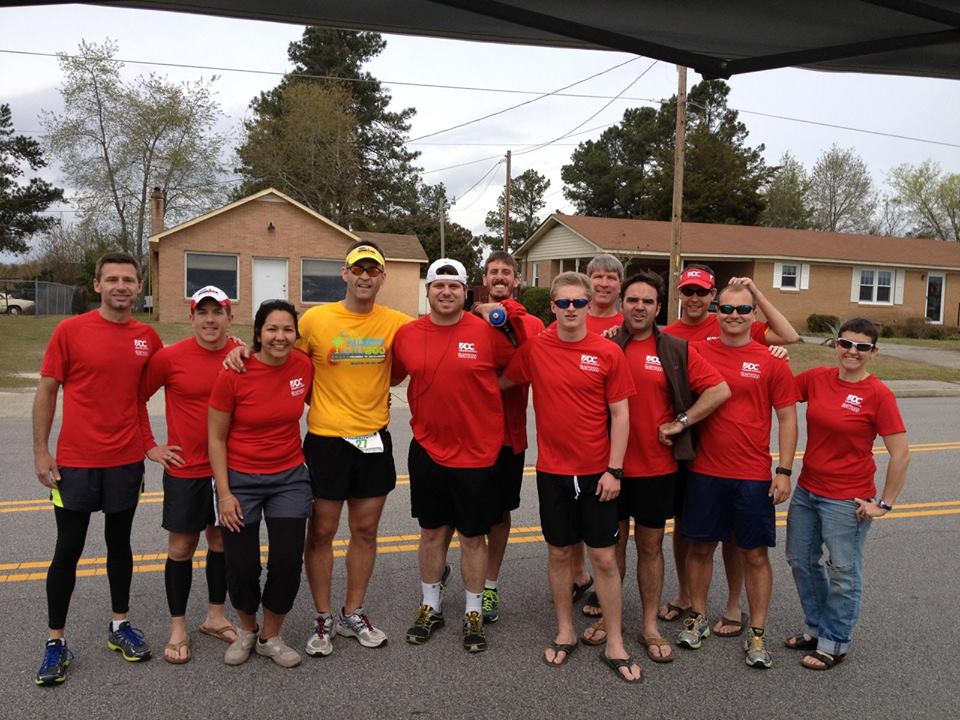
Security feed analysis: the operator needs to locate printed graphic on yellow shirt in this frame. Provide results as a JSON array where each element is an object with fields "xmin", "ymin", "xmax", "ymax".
[{"xmin": 327, "ymin": 332, "xmax": 387, "ymax": 365}]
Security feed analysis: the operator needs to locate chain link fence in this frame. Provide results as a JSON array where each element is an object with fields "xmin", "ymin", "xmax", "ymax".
[{"xmin": 0, "ymin": 279, "xmax": 80, "ymax": 316}]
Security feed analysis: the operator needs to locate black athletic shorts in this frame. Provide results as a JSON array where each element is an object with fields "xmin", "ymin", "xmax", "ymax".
[
  {"xmin": 536, "ymin": 471, "xmax": 620, "ymax": 549},
  {"xmin": 52, "ymin": 462, "xmax": 144, "ymax": 513},
  {"xmin": 618, "ymin": 473, "xmax": 676, "ymax": 529},
  {"xmin": 304, "ymin": 430, "xmax": 397, "ymax": 501},
  {"xmin": 408, "ymin": 438, "xmax": 499, "ymax": 538},
  {"xmin": 493, "ymin": 446, "xmax": 525, "ymax": 514},
  {"xmin": 162, "ymin": 472, "xmax": 215, "ymax": 533},
  {"xmin": 673, "ymin": 463, "xmax": 690, "ymax": 520}
]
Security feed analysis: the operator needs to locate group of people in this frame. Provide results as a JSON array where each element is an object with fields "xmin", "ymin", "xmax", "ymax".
[{"xmin": 31, "ymin": 244, "xmax": 909, "ymax": 687}]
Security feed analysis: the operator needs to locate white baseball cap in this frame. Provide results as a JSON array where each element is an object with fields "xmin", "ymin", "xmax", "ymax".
[
  {"xmin": 190, "ymin": 285, "xmax": 231, "ymax": 310},
  {"xmin": 426, "ymin": 258, "xmax": 468, "ymax": 285}
]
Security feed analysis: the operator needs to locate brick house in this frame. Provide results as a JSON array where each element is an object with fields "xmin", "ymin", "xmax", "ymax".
[
  {"xmin": 148, "ymin": 188, "xmax": 427, "ymax": 324},
  {"xmin": 515, "ymin": 214, "xmax": 960, "ymax": 329}
]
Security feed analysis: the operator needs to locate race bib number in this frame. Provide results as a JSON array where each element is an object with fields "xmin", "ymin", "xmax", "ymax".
[{"xmin": 343, "ymin": 432, "xmax": 384, "ymax": 454}]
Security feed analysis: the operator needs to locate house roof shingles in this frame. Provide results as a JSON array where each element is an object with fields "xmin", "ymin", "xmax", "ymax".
[
  {"xmin": 355, "ymin": 231, "xmax": 428, "ymax": 263},
  {"xmin": 542, "ymin": 214, "xmax": 960, "ymax": 270}
]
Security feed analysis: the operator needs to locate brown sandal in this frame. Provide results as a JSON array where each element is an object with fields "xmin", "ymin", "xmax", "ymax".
[
  {"xmin": 581, "ymin": 618, "xmax": 607, "ymax": 646},
  {"xmin": 199, "ymin": 623, "xmax": 238, "ymax": 643},
  {"xmin": 163, "ymin": 638, "xmax": 191, "ymax": 665},
  {"xmin": 641, "ymin": 636, "xmax": 674, "ymax": 663},
  {"xmin": 713, "ymin": 615, "xmax": 745, "ymax": 637}
]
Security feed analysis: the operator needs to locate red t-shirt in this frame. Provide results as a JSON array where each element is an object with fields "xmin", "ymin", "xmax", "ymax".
[
  {"xmin": 664, "ymin": 315, "xmax": 769, "ymax": 344},
  {"xmin": 140, "ymin": 337, "xmax": 239, "ymax": 478},
  {"xmin": 505, "ymin": 327, "xmax": 635, "ymax": 475},
  {"xmin": 500, "ymin": 310, "xmax": 545, "ymax": 453},
  {"xmin": 622, "ymin": 335, "xmax": 725, "ymax": 477},
  {"xmin": 796, "ymin": 367, "xmax": 906, "ymax": 500},
  {"xmin": 208, "ymin": 351, "xmax": 313, "ymax": 474},
  {"xmin": 392, "ymin": 312, "xmax": 515, "ymax": 468},
  {"xmin": 689, "ymin": 338, "xmax": 799, "ymax": 480},
  {"xmin": 40, "ymin": 310, "xmax": 161, "ymax": 468}
]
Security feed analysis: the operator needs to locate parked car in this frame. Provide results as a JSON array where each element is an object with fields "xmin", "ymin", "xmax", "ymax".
[{"xmin": 0, "ymin": 292, "xmax": 35, "ymax": 315}]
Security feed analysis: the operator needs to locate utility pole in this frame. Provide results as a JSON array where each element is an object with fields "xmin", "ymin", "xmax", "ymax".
[
  {"xmin": 667, "ymin": 65, "xmax": 687, "ymax": 324},
  {"xmin": 438, "ymin": 194, "xmax": 446, "ymax": 258},
  {"xmin": 503, "ymin": 150, "xmax": 511, "ymax": 252}
]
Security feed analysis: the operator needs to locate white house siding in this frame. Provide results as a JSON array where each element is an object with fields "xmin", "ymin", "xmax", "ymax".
[{"xmin": 525, "ymin": 225, "xmax": 597, "ymax": 261}]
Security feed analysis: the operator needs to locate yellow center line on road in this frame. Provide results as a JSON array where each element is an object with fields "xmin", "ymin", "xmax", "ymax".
[
  {"xmin": 5, "ymin": 440, "xmax": 960, "ymax": 514},
  {"xmin": 1, "ymin": 504, "xmax": 958, "ymax": 583}
]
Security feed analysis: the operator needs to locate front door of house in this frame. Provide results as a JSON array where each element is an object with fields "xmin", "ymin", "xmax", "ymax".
[
  {"xmin": 252, "ymin": 257, "xmax": 288, "ymax": 317},
  {"xmin": 926, "ymin": 272, "xmax": 944, "ymax": 324}
]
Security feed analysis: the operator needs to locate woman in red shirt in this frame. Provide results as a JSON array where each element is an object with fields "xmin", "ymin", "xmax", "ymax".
[
  {"xmin": 209, "ymin": 300, "xmax": 314, "ymax": 668},
  {"xmin": 785, "ymin": 318, "xmax": 909, "ymax": 670}
]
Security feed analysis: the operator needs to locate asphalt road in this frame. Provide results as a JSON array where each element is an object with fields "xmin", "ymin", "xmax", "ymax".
[{"xmin": 1, "ymin": 398, "xmax": 959, "ymax": 719}]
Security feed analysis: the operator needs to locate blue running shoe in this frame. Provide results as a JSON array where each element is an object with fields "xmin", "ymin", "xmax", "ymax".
[
  {"xmin": 107, "ymin": 621, "xmax": 151, "ymax": 661},
  {"xmin": 36, "ymin": 639, "xmax": 74, "ymax": 686}
]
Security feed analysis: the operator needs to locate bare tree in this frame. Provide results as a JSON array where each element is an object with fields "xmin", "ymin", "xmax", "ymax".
[
  {"xmin": 808, "ymin": 144, "xmax": 876, "ymax": 233},
  {"xmin": 888, "ymin": 160, "xmax": 959, "ymax": 241}
]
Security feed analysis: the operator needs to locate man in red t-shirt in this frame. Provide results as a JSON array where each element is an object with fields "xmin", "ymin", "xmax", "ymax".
[
  {"xmin": 582, "ymin": 271, "xmax": 729, "ymax": 662},
  {"xmin": 676, "ymin": 284, "xmax": 799, "ymax": 670},
  {"xmin": 140, "ymin": 286, "xmax": 239, "ymax": 664},
  {"xmin": 661, "ymin": 263, "xmax": 799, "ymax": 638},
  {"xmin": 475, "ymin": 250, "xmax": 545, "ymax": 624},
  {"xmin": 392, "ymin": 258, "xmax": 515, "ymax": 653},
  {"xmin": 33, "ymin": 252, "xmax": 160, "ymax": 686},
  {"xmin": 502, "ymin": 271, "xmax": 642, "ymax": 683}
]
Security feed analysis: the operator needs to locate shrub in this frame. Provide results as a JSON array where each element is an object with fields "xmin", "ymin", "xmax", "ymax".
[
  {"xmin": 880, "ymin": 324, "xmax": 895, "ymax": 338},
  {"xmin": 520, "ymin": 287, "xmax": 553, "ymax": 325},
  {"xmin": 926, "ymin": 325, "xmax": 945, "ymax": 340},
  {"xmin": 901, "ymin": 317, "xmax": 927, "ymax": 339},
  {"xmin": 806, "ymin": 313, "xmax": 840, "ymax": 334}
]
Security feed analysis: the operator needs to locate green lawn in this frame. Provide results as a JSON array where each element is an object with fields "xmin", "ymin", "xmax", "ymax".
[
  {"xmin": 786, "ymin": 342, "xmax": 960, "ymax": 382},
  {"xmin": 876, "ymin": 337, "xmax": 960, "ymax": 352}
]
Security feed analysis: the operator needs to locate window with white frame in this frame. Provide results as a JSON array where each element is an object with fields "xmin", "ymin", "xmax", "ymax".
[
  {"xmin": 531, "ymin": 262, "xmax": 540, "ymax": 287},
  {"xmin": 301, "ymin": 259, "xmax": 343, "ymax": 303},
  {"xmin": 185, "ymin": 252, "xmax": 238, "ymax": 299},
  {"xmin": 851, "ymin": 266, "xmax": 902, "ymax": 305},
  {"xmin": 773, "ymin": 262, "xmax": 809, "ymax": 290}
]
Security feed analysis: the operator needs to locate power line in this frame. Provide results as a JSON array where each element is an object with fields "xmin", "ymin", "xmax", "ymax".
[{"xmin": 451, "ymin": 160, "xmax": 506, "ymax": 213}]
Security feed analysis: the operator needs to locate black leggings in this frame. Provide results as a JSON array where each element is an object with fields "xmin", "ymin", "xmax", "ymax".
[
  {"xmin": 46, "ymin": 505, "xmax": 137, "ymax": 630},
  {"xmin": 221, "ymin": 517, "xmax": 306, "ymax": 616}
]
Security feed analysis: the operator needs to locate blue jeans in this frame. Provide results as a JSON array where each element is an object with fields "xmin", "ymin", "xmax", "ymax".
[{"xmin": 785, "ymin": 485, "xmax": 871, "ymax": 656}]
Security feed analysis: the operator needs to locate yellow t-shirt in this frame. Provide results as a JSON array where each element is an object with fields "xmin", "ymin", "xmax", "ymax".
[{"xmin": 297, "ymin": 302, "xmax": 412, "ymax": 437}]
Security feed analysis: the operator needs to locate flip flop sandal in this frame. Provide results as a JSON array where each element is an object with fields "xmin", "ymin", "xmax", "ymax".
[
  {"xmin": 599, "ymin": 651, "xmax": 643, "ymax": 684},
  {"xmin": 713, "ymin": 615, "xmax": 745, "ymax": 637},
  {"xmin": 642, "ymin": 636, "xmax": 675, "ymax": 664},
  {"xmin": 801, "ymin": 650, "xmax": 846, "ymax": 670},
  {"xmin": 581, "ymin": 618, "xmax": 607, "ymax": 646},
  {"xmin": 784, "ymin": 633, "xmax": 818, "ymax": 651},
  {"xmin": 581, "ymin": 591, "xmax": 603, "ymax": 618},
  {"xmin": 657, "ymin": 603, "xmax": 690, "ymax": 622},
  {"xmin": 572, "ymin": 576, "xmax": 594, "ymax": 603},
  {"xmin": 542, "ymin": 640, "xmax": 577, "ymax": 667},
  {"xmin": 199, "ymin": 623, "xmax": 238, "ymax": 643},
  {"xmin": 163, "ymin": 638, "xmax": 191, "ymax": 665}
]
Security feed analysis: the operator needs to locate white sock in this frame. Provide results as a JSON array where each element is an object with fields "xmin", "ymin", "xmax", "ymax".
[
  {"xmin": 421, "ymin": 581, "xmax": 442, "ymax": 611},
  {"xmin": 465, "ymin": 591, "xmax": 482, "ymax": 616},
  {"xmin": 484, "ymin": 579, "xmax": 498, "ymax": 590},
  {"xmin": 111, "ymin": 619, "xmax": 126, "ymax": 631}
]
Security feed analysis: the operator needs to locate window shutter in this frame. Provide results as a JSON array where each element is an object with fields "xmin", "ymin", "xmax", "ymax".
[
  {"xmin": 894, "ymin": 269, "xmax": 906, "ymax": 305},
  {"xmin": 772, "ymin": 262, "xmax": 783, "ymax": 289},
  {"xmin": 800, "ymin": 264, "xmax": 810, "ymax": 290},
  {"xmin": 850, "ymin": 267, "xmax": 860, "ymax": 303}
]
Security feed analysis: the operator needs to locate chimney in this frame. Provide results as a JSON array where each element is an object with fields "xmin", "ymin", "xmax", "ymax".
[{"xmin": 150, "ymin": 187, "xmax": 165, "ymax": 234}]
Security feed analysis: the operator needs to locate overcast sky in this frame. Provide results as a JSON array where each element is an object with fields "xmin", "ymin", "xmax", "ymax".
[{"xmin": 2, "ymin": 3, "xmax": 959, "ymax": 257}]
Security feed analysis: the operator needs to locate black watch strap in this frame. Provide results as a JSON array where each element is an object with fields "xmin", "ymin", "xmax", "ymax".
[
  {"xmin": 606, "ymin": 467, "xmax": 623, "ymax": 480},
  {"xmin": 775, "ymin": 466, "xmax": 792, "ymax": 477}
]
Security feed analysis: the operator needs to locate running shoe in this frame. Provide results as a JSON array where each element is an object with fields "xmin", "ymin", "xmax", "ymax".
[
  {"xmin": 676, "ymin": 613, "xmax": 711, "ymax": 650},
  {"xmin": 462, "ymin": 611, "xmax": 487, "ymax": 653},
  {"xmin": 224, "ymin": 626, "xmax": 258, "ymax": 666},
  {"xmin": 35, "ymin": 639, "xmax": 74, "ymax": 686},
  {"xmin": 481, "ymin": 587, "xmax": 500, "ymax": 624},
  {"xmin": 338, "ymin": 607, "xmax": 387, "ymax": 648},
  {"xmin": 255, "ymin": 634, "xmax": 301, "ymax": 668},
  {"xmin": 305, "ymin": 613, "xmax": 335, "ymax": 657},
  {"xmin": 405, "ymin": 605, "xmax": 445, "ymax": 645},
  {"xmin": 107, "ymin": 621, "xmax": 151, "ymax": 661},
  {"xmin": 744, "ymin": 631, "xmax": 773, "ymax": 669}
]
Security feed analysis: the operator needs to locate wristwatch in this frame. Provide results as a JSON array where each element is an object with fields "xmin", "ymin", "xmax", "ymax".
[
  {"xmin": 876, "ymin": 498, "xmax": 894, "ymax": 511},
  {"xmin": 675, "ymin": 412, "xmax": 689, "ymax": 427},
  {"xmin": 775, "ymin": 466, "xmax": 792, "ymax": 477},
  {"xmin": 606, "ymin": 467, "xmax": 624, "ymax": 480}
]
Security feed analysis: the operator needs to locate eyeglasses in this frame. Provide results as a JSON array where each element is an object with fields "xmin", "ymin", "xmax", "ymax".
[
  {"xmin": 717, "ymin": 304, "xmax": 754, "ymax": 315},
  {"xmin": 836, "ymin": 337, "xmax": 875, "ymax": 352},
  {"xmin": 553, "ymin": 298, "xmax": 589, "ymax": 309},
  {"xmin": 680, "ymin": 286, "xmax": 712, "ymax": 297},
  {"xmin": 348, "ymin": 264, "xmax": 383, "ymax": 277}
]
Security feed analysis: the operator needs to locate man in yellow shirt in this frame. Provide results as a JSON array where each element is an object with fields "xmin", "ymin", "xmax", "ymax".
[{"xmin": 299, "ymin": 241, "xmax": 412, "ymax": 657}]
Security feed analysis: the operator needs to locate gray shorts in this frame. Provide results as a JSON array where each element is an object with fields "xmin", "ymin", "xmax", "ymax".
[{"xmin": 222, "ymin": 465, "xmax": 312, "ymax": 525}]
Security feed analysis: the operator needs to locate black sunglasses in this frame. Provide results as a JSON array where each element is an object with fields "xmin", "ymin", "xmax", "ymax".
[
  {"xmin": 348, "ymin": 264, "xmax": 383, "ymax": 277},
  {"xmin": 717, "ymin": 304, "xmax": 754, "ymax": 315},
  {"xmin": 554, "ymin": 298, "xmax": 589, "ymax": 309},
  {"xmin": 680, "ymin": 286, "xmax": 712, "ymax": 297},
  {"xmin": 836, "ymin": 338, "xmax": 875, "ymax": 352}
]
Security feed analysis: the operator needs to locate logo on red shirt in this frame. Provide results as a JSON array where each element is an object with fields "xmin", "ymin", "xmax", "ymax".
[
  {"xmin": 644, "ymin": 354, "xmax": 663, "ymax": 373},
  {"xmin": 841, "ymin": 393, "xmax": 864, "ymax": 413},
  {"xmin": 740, "ymin": 361, "xmax": 761, "ymax": 379},
  {"xmin": 289, "ymin": 377, "xmax": 306, "ymax": 397},
  {"xmin": 133, "ymin": 338, "xmax": 150, "ymax": 357},
  {"xmin": 457, "ymin": 341, "xmax": 477, "ymax": 360},
  {"xmin": 579, "ymin": 354, "xmax": 600, "ymax": 373}
]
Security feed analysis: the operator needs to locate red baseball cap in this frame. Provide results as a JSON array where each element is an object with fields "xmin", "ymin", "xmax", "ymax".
[{"xmin": 678, "ymin": 268, "xmax": 715, "ymax": 290}]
